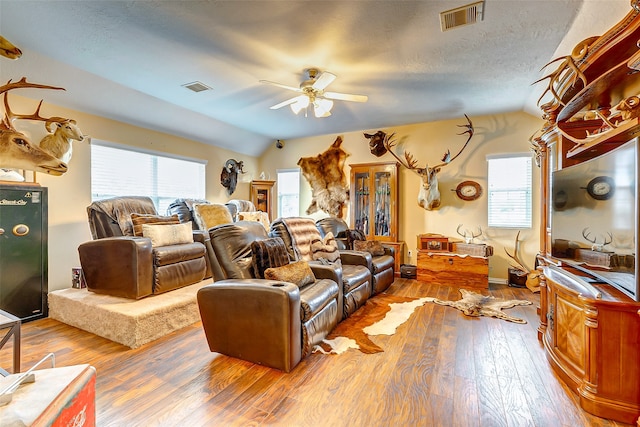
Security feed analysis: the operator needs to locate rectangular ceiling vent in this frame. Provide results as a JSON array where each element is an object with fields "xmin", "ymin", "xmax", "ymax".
[
  {"xmin": 182, "ymin": 81, "xmax": 212, "ymax": 93},
  {"xmin": 440, "ymin": 1, "xmax": 484, "ymax": 32}
]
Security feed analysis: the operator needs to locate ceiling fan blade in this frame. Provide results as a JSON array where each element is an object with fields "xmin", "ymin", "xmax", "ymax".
[
  {"xmin": 312, "ymin": 71, "xmax": 336, "ymax": 90},
  {"xmin": 259, "ymin": 80, "xmax": 302, "ymax": 93},
  {"xmin": 269, "ymin": 96, "xmax": 301, "ymax": 110},
  {"xmin": 324, "ymin": 91, "xmax": 369, "ymax": 103}
]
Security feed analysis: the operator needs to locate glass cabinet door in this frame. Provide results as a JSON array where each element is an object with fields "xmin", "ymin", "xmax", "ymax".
[
  {"xmin": 350, "ymin": 162, "xmax": 398, "ymax": 242},
  {"xmin": 374, "ymin": 171, "xmax": 391, "ymax": 237},
  {"xmin": 353, "ymin": 171, "xmax": 370, "ymax": 235}
]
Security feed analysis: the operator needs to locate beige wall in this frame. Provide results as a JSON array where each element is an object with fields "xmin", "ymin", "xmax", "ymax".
[
  {"xmin": 8, "ymin": 95, "xmax": 257, "ymax": 291},
  {"xmin": 260, "ymin": 112, "xmax": 544, "ymax": 281}
]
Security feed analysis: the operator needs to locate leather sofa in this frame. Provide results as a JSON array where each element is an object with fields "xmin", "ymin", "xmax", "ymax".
[
  {"xmin": 198, "ymin": 221, "xmax": 340, "ymax": 371},
  {"xmin": 316, "ymin": 217, "xmax": 395, "ymax": 295},
  {"xmin": 78, "ymin": 196, "xmax": 208, "ymax": 299},
  {"xmin": 270, "ymin": 217, "xmax": 372, "ymax": 320}
]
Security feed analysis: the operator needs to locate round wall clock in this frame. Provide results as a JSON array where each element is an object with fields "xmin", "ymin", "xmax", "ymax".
[
  {"xmin": 455, "ymin": 180, "xmax": 482, "ymax": 201},
  {"xmin": 586, "ymin": 176, "xmax": 615, "ymax": 200}
]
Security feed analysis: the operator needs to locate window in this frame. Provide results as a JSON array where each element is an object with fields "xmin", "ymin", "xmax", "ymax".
[
  {"xmin": 277, "ymin": 169, "xmax": 300, "ymax": 217},
  {"xmin": 91, "ymin": 141, "xmax": 206, "ymax": 214},
  {"xmin": 487, "ymin": 154, "xmax": 532, "ymax": 228}
]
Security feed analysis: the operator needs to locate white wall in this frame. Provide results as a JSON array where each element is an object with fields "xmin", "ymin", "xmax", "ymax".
[
  {"xmin": 8, "ymin": 95, "xmax": 258, "ymax": 291},
  {"xmin": 259, "ymin": 112, "xmax": 544, "ymax": 281}
]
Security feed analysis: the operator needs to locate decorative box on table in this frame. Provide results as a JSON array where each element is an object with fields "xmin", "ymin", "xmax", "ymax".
[{"xmin": 417, "ymin": 234, "xmax": 449, "ymax": 252}]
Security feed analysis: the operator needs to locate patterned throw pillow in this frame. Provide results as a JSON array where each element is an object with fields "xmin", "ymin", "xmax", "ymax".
[
  {"xmin": 251, "ymin": 237, "xmax": 290, "ymax": 279},
  {"xmin": 353, "ymin": 239, "xmax": 386, "ymax": 257},
  {"xmin": 239, "ymin": 211, "xmax": 270, "ymax": 231},
  {"xmin": 192, "ymin": 203, "xmax": 233, "ymax": 230},
  {"xmin": 264, "ymin": 260, "xmax": 315, "ymax": 287},
  {"xmin": 141, "ymin": 222, "xmax": 194, "ymax": 247},
  {"xmin": 311, "ymin": 232, "xmax": 340, "ymax": 263},
  {"xmin": 130, "ymin": 213, "xmax": 180, "ymax": 237}
]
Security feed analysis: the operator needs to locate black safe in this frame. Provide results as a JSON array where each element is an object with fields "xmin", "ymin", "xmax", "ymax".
[{"xmin": 0, "ymin": 184, "xmax": 48, "ymax": 321}]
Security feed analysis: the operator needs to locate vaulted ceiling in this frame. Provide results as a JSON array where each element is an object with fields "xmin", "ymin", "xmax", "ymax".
[{"xmin": 0, "ymin": 1, "xmax": 631, "ymax": 156}]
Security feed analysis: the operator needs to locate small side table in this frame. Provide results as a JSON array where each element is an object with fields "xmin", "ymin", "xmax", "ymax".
[{"xmin": 0, "ymin": 310, "xmax": 20, "ymax": 375}]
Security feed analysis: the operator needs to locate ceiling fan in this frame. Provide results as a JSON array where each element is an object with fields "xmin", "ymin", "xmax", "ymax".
[{"xmin": 260, "ymin": 68, "xmax": 368, "ymax": 118}]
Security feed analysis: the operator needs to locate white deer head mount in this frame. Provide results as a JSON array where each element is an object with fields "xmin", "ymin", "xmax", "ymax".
[
  {"xmin": 382, "ymin": 115, "xmax": 474, "ymax": 210},
  {"xmin": 582, "ymin": 227, "xmax": 613, "ymax": 252},
  {"xmin": 0, "ymin": 78, "xmax": 68, "ymax": 176},
  {"xmin": 456, "ymin": 224, "xmax": 483, "ymax": 244}
]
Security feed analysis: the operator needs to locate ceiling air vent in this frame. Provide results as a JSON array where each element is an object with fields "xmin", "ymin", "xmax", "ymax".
[
  {"xmin": 182, "ymin": 81, "xmax": 212, "ymax": 93},
  {"xmin": 440, "ymin": 1, "xmax": 484, "ymax": 32}
]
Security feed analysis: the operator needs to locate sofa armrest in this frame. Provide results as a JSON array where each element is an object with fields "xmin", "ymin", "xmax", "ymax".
[
  {"xmin": 197, "ymin": 279, "xmax": 302, "ymax": 372},
  {"xmin": 78, "ymin": 236, "xmax": 154, "ymax": 299},
  {"xmin": 382, "ymin": 244, "xmax": 396, "ymax": 258},
  {"xmin": 339, "ymin": 250, "xmax": 373, "ymax": 269}
]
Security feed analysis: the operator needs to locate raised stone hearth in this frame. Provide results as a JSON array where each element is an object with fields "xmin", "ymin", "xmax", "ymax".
[{"xmin": 49, "ymin": 280, "xmax": 212, "ymax": 348}]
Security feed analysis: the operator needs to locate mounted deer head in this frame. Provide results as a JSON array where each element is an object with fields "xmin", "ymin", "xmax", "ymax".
[
  {"xmin": 383, "ymin": 115, "xmax": 474, "ymax": 210},
  {"xmin": 456, "ymin": 224, "xmax": 482, "ymax": 244},
  {"xmin": 582, "ymin": 227, "xmax": 613, "ymax": 252},
  {"xmin": 0, "ymin": 78, "xmax": 68, "ymax": 176}
]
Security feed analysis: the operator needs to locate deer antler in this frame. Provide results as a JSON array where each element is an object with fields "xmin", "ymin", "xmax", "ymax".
[
  {"xmin": 582, "ymin": 228, "xmax": 613, "ymax": 251},
  {"xmin": 383, "ymin": 133, "xmax": 424, "ymax": 174},
  {"xmin": 0, "ymin": 77, "xmax": 65, "ymax": 130},
  {"xmin": 456, "ymin": 224, "xmax": 482, "ymax": 243},
  {"xmin": 429, "ymin": 114, "xmax": 475, "ymax": 171},
  {"xmin": 505, "ymin": 230, "xmax": 530, "ymax": 272}
]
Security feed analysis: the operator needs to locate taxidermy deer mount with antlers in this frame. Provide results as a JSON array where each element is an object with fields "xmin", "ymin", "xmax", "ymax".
[
  {"xmin": 0, "ymin": 78, "xmax": 69, "ymax": 176},
  {"xmin": 383, "ymin": 115, "xmax": 474, "ymax": 210}
]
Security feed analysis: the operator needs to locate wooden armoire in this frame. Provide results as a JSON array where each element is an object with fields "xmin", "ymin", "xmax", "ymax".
[{"xmin": 533, "ymin": 3, "xmax": 640, "ymax": 424}]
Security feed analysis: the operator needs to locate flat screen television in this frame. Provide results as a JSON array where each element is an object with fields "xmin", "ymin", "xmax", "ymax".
[{"xmin": 551, "ymin": 138, "xmax": 638, "ymax": 301}]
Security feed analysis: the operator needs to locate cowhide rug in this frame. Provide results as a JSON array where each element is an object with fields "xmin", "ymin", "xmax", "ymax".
[
  {"xmin": 313, "ymin": 294, "xmax": 430, "ymax": 355},
  {"xmin": 425, "ymin": 289, "xmax": 533, "ymax": 324}
]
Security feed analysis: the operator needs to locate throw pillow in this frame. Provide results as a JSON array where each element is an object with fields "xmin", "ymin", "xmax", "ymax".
[
  {"xmin": 264, "ymin": 260, "xmax": 315, "ymax": 287},
  {"xmin": 337, "ymin": 229, "xmax": 366, "ymax": 250},
  {"xmin": 192, "ymin": 203, "xmax": 233, "ymax": 230},
  {"xmin": 251, "ymin": 237, "xmax": 290, "ymax": 279},
  {"xmin": 142, "ymin": 222, "xmax": 194, "ymax": 247},
  {"xmin": 354, "ymin": 239, "xmax": 386, "ymax": 256},
  {"xmin": 239, "ymin": 211, "xmax": 270, "ymax": 231},
  {"xmin": 311, "ymin": 232, "xmax": 340, "ymax": 263},
  {"xmin": 130, "ymin": 213, "xmax": 180, "ymax": 237}
]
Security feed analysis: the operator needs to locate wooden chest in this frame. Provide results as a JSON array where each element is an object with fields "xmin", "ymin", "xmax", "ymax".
[{"xmin": 417, "ymin": 250, "xmax": 488, "ymax": 288}]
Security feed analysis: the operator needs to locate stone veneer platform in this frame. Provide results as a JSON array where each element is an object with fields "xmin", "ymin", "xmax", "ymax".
[{"xmin": 48, "ymin": 279, "xmax": 212, "ymax": 348}]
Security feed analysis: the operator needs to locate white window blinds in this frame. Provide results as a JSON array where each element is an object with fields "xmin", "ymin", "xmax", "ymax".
[
  {"xmin": 91, "ymin": 142, "xmax": 206, "ymax": 214},
  {"xmin": 277, "ymin": 169, "xmax": 300, "ymax": 217},
  {"xmin": 487, "ymin": 154, "xmax": 532, "ymax": 228}
]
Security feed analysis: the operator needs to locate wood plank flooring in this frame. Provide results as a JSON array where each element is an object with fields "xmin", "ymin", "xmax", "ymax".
[{"xmin": 0, "ymin": 279, "xmax": 635, "ymax": 426}]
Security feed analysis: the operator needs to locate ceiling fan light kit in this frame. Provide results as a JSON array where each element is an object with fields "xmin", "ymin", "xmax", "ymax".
[{"xmin": 261, "ymin": 68, "xmax": 367, "ymax": 118}]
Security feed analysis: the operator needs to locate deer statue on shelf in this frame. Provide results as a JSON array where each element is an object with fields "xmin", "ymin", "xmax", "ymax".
[
  {"xmin": 582, "ymin": 228, "xmax": 613, "ymax": 252},
  {"xmin": 456, "ymin": 224, "xmax": 483, "ymax": 244},
  {"xmin": 383, "ymin": 115, "xmax": 474, "ymax": 210},
  {"xmin": 0, "ymin": 78, "xmax": 68, "ymax": 176}
]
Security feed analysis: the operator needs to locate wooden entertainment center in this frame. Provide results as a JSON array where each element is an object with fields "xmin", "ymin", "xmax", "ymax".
[{"xmin": 533, "ymin": 3, "xmax": 640, "ymax": 424}]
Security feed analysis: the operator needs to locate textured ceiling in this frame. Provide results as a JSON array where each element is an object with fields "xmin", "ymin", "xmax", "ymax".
[{"xmin": 0, "ymin": 1, "xmax": 632, "ymax": 157}]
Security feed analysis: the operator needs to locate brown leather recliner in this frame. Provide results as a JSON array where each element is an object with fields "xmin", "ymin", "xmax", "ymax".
[
  {"xmin": 270, "ymin": 217, "xmax": 372, "ymax": 320},
  {"xmin": 316, "ymin": 217, "xmax": 395, "ymax": 295},
  {"xmin": 78, "ymin": 196, "xmax": 208, "ymax": 299},
  {"xmin": 198, "ymin": 221, "xmax": 340, "ymax": 371}
]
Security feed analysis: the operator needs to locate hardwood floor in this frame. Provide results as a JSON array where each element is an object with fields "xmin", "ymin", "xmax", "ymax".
[{"xmin": 0, "ymin": 279, "xmax": 635, "ymax": 426}]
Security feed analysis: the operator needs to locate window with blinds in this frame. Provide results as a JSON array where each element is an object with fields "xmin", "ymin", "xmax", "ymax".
[
  {"xmin": 91, "ymin": 142, "xmax": 206, "ymax": 214},
  {"xmin": 277, "ymin": 168, "xmax": 300, "ymax": 217},
  {"xmin": 487, "ymin": 154, "xmax": 532, "ymax": 228}
]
